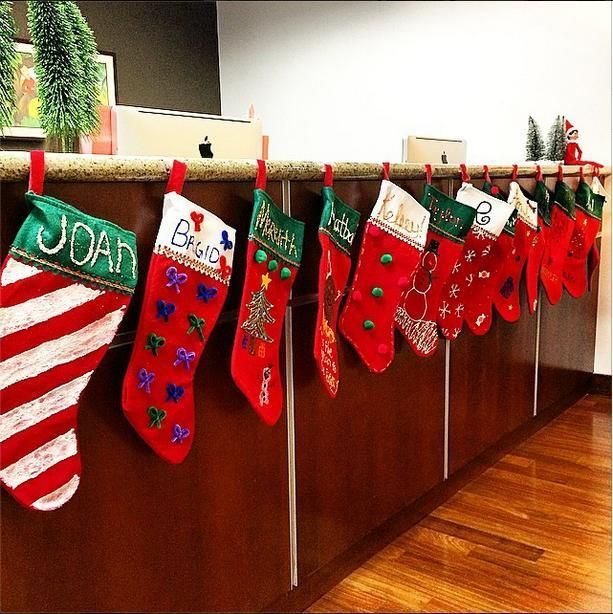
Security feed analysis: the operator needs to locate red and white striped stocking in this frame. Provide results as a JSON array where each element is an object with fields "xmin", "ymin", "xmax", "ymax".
[{"xmin": 0, "ymin": 156, "xmax": 137, "ymax": 511}]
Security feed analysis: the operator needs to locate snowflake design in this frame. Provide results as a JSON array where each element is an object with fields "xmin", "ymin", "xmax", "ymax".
[
  {"xmin": 464, "ymin": 250, "xmax": 476, "ymax": 262},
  {"xmin": 455, "ymin": 304, "xmax": 464, "ymax": 317},
  {"xmin": 441, "ymin": 327, "xmax": 449, "ymax": 337},
  {"xmin": 452, "ymin": 261, "xmax": 461, "ymax": 274},
  {"xmin": 478, "ymin": 270, "xmax": 491, "ymax": 279},
  {"xmin": 465, "ymin": 273, "xmax": 474, "ymax": 286},
  {"xmin": 452, "ymin": 328, "xmax": 461, "ymax": 339},
  {"xmin": 439, "ymin": 301, "xmax": 451, "ymax": 319},
  {"xmin": 481, "ymin": 244, "xmax": 491, "ymax": 257},
  {"xmin": 475, "ymin": 313, "xmax": 487, "ymax": 327},
  {"xmin": 449, "ymin": 284, "xmax": 460, "ymax": 299},
  {"xmin": 472, "ymin": 225, "xmax": 488, "ymax": 240}
]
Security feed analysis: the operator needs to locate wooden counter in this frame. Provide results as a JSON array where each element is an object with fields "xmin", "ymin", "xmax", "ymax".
[{"xmin": 0, "ymin": 155, "xmax": 607, "ymax": 612}]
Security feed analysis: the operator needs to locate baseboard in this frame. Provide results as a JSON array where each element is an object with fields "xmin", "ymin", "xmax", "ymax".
[
  {"xmin": 591, "ymin": 373, "xmax": 612, "ymax": 397},
  {"xmin": 264, "ymin": 386, "xmax": 588, "ymax": 613}
]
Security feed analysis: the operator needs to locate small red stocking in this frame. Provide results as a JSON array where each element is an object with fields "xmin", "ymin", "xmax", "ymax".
[
  {"xmin": 314, "ymin": 167, "xmax": 361, "ymax": 397},
  {"xmin": 562, "ymin": 177, "xmax": 605, "ymax": 298},
  {"xmin": 587, "ymin": 175, "xmax": 609, "ymax": 291},
  {"xmin": 231, "ymin": 163, "xmax": 304, "ymax": 425},
  {"xmin": 438, "ymin": 183, "xmax": 514, "ymax": 339},
  {"xmin": 540, "ymin": 172, "xmax": 576, "ymax": 305},
  {"xmin": 492, "ymin": 182, "xmax": 538, "ymax": 322},
  {"xmin": 525, "ymin": 174, "xmax": 553, "ymax": 314},
  {"xmin": 122, "ymin": 162, "xmax": 236, "ymax": 463},
  {"xmin": 395, "ymin": 183, "xmax": 475, "ymax": 358},
  {"xmin": 339, "ymin": 177, "xmax": 430, "ymax": 372}
]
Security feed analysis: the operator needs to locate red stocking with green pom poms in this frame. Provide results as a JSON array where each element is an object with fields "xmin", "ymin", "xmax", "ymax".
[
  {"xmin": 231, "ymin": 163, "xmax": 305, "ymax": 425},
  {"xmin": 314, "ymin": 167, "xmax": 360, "ymax": 397},
  {"xmin": 339, "ymin": 175, "xmax": 430, "ymax": 373},
  {"xmin": 122, "ymin": 161, "xmax": 236, "ymax": 464}
]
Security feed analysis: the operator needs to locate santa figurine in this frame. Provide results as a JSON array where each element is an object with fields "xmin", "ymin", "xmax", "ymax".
[{"xmin": 564, "ymin": 119, "xmax": 602, "ymax": 167}]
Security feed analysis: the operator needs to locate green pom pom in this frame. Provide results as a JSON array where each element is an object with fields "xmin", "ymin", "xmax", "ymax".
[
  {"xmin": 268, "ymin": 259, "xmax": 278, "ymax": 272},
  {"xmin": 363, "ymin": 319, "xmax": 375, "ymax": 330},
  {"xmin": 255, "ymin": 249, "xmax": 267, "ymax": 263},
  {"xmin": 280, "ymin": 267, "xmax": 291, "ymax": 280},
  {"xmin": 371, "ymin": 287, "xmax": 383, "ymax": 298},
  {"xmin": 380, "ymin": 253, "xmax": 393, "ymax": 265}
]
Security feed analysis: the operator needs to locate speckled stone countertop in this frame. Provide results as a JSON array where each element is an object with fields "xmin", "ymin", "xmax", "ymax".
[{"xmin": 0, "ymin": 151, "xmax": 609, "ymax": 182}]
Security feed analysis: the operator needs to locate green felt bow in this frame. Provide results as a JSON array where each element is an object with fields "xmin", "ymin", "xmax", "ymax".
[
  {"xmin": 145, "ymin": 333, "xmax": 165, "ymax": 356},
  {"xmin": 186, "ymin": 313, "xmax": 205, "ymax": 341},
  {"xmin": 147, "ymin": 406, "xmax": 167, "ymax": 429}
]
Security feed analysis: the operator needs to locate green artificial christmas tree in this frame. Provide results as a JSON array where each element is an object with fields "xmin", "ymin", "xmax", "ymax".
[
  {"xmin": 62, "ymin": 0, "xmax": 100, "ymax": 135},
  {"xmin": 525, "ymin": 115, "xmax": 545, "ymax": 161},
  {"xmin": 0, "ymin": 1, "xmax": 18, "ymax": 134},
  {"xmin": 546, "ymin": 115, "xmax": 567, "ymax": 162},
  {"xmin": 27, "ymin": 0, "xmax": 100, "ymax": 150}
]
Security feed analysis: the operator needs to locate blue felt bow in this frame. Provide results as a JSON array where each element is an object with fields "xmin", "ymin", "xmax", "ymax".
[
  {"xmin": 171, "ymin": 423, "xmax": 190, "ymax": 444},
  {"xmin": 156, "ymin": 299, "xmax": 176, "ymax": 322},
  {"xmin": 197, "ymin": 283, "xmax": 218, "ymax": 303},
  {"xmin": 166, "ymin": 382, "xmax": 185, "ymax": 403},
  {"xmin": 220, "ymin": 229, "xmax": 233, "ymax": 251}
]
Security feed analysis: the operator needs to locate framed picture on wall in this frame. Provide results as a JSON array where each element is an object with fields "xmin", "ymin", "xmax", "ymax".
[{"xmin": 3, "ymin": 41, "xmax": 117, "ymax": 139}]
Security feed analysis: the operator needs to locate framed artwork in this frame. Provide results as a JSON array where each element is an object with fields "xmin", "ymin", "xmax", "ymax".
[{"xmin": 3, "ymin": 41, "xmax": 117, "ymax": 139}]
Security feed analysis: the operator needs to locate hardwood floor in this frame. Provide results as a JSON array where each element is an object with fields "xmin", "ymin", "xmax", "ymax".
[{"xmin": 308, "ymin": 394, "xmax": 612, "ymax": 613}]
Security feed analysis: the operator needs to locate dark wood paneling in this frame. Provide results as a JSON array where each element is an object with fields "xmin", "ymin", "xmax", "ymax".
[
  {"xmin": 1, "ymin": 181, "xmax": 289, "ymax": 612},
  {"xmin": 537, "ymin": 283, "xmax": 599, "ymax": 412},
  {"xmin": 290, "ymin": 179, "xmax": 447, "ymax": 581},
  {"xmin": 536, "ymin": 174, "xmax": 599, "ymax": 412},
  {"xmin": 448, "ymin": 178, "xmax": 539, "ymax": 475}
]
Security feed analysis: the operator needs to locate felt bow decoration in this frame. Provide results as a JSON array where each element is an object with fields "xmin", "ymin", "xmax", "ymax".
[
  {"xmin": 186, "ymin": 313, "xmax": 205, "ymax": 341},
  {"xmin": 156, "ymin": 299, "xmax": 176, "ymax": 322},
  {"xmin": 174, "ymin": 347, "xmax": 196, "ymax": 369},
  {"xmin": 218, "ymin": 255, "xmax": 232, "ymax": 278},
  {"xmin": 147, "ymin": 406, "xmax": 167, "ymax": 429},
  {"xmin": 145, "ymin": 333, "xmax": 165, "ymax": 356},
  {"xmin": 166, "ymin": 266, "xmax": 188, "ymax": 293},
  {"xmin": 220, "ymin": 229, "xmax": 233, "ymax": 251},
  {"xmin": 171, "ymin": 423, "xmax": 190, "ymax": 444},
  {"xmin": 197, "ymin": 283, "xmax": 218, "ymax": 303},
  {"xmin": 166, "ymin": 382, "xmax": 185, "ymax": 403},
  {"xmin": 191, "ymin": 211, "xmax": 204, "ymax": 232},
  {"xmin": 137, "ymin": 367, "xmax": 155, "ymax": 393}
]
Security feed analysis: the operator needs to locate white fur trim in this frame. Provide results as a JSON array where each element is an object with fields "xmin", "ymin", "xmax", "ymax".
[
  {"xmin": 370, "ymin": 180, "xmax": 430, "ymax": 249},
  {"xmin": 455, "ymin": 183, "xmax": 515, "ymax": 238},
  {"xmin": 157, "ymin": 192, "xmax": 236, "ymax": 273}
]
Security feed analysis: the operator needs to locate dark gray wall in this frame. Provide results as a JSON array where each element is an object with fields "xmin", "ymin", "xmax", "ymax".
[{"xmin": 11, "ymin": 0, "xmax": 221, "ymax": 114}]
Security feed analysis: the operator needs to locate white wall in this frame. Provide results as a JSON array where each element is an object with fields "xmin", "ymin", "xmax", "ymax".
[
  {"xmin": 217, "ymin": 0, "xmax": 612, "ymax": 374},
  {"xmin": 218, "ymin": 1, "xmax": 611, "ymax": 164}
]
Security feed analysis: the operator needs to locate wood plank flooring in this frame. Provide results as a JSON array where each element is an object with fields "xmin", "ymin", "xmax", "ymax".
[{"xmin": 308, "ymin": 394, "xmax": 611, "ymax": 613}]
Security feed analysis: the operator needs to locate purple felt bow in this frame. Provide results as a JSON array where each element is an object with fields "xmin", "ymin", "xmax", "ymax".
[
  {"xmin": 166, "ymin": 382, "xmax": 185, "ymax": 403},
  {"xmin": 174, "ymin": 347, "xmax": 196, "ymax": 369},
  {"xmin": 136, "ymin": 368, "xmax": 155, "ymax": 393},
  {"xmin": 156, "ymin": 299, "xmax": 176, "ymax": 322},
  {"xmin": 165, "ymin": 266, "xmax": 188, "ymax": 293},
  {"xmin": 171, "ymin": 423, "xmax": 190, "ymax": 444}
]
